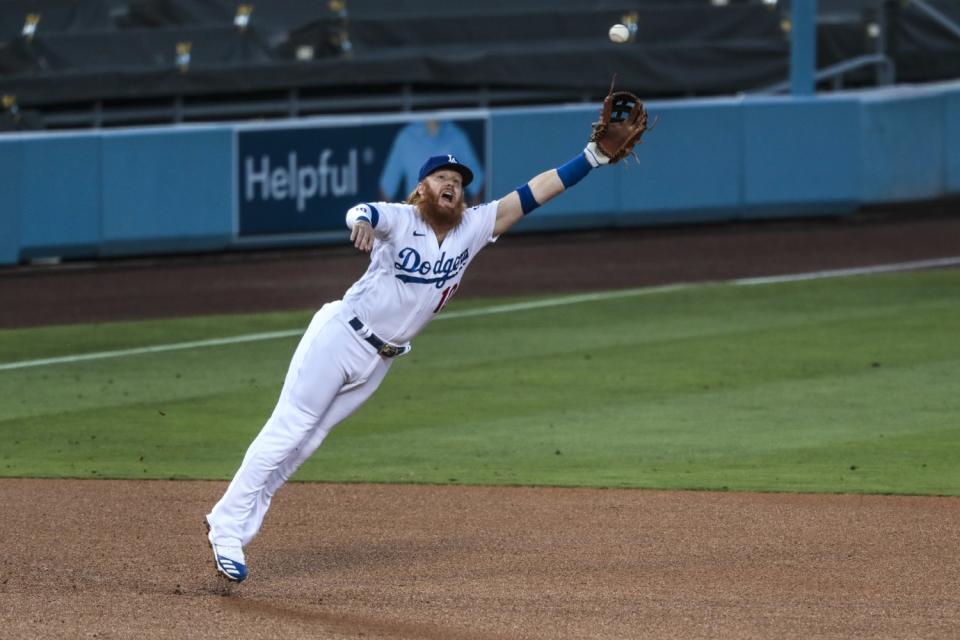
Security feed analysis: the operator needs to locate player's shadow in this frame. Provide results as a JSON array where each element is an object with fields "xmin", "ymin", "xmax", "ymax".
[
  {"xmin": 265, "ymin": 536, "xmax": 474, "ymax": 576},
  {"xmin": 218, "ymin": 595, "xmax": 499, "ymax": 640}
]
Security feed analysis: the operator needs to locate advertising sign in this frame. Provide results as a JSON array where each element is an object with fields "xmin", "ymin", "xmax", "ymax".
[{"xmin": 237, "ymin": 117, "xmax": 486, "ymax": 237}]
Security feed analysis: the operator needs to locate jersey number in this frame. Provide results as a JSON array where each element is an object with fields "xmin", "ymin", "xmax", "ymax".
[{"xmin": 433, "ymin": 283, "xmax": 459, "ymax": 314}]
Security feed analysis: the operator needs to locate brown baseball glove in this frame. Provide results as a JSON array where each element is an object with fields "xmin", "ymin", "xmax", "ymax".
[{"xmin": 588, "ymin": 78, "xmax": 651, "ymax": 164}]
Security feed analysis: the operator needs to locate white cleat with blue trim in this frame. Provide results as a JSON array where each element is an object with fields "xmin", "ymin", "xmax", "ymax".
[
  {"xmin": 210, "ymin": 542, "xmax": 247, "ymax": 583},
  {"xmin": 205, "ymin": 519, "xmax": 247, "ymax": 583}
]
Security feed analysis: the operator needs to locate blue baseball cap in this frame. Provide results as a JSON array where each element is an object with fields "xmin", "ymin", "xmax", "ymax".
[{"xmin": 417, "ymin": 154, "xmax": 474, "ymax": 188}]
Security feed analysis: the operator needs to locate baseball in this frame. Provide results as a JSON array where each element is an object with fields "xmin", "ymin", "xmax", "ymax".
[{"xmin": 608, "ymin": 23, "xmax": 630, "ymax": 44}]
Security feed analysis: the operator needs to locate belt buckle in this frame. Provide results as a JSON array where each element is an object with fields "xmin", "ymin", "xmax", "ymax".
[{"xmin": 378, "ymin": 343, "xmax": 402, "ymax": 358}]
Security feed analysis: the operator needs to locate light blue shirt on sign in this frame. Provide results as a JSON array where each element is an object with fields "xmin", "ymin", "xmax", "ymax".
[{"xmin": 379, "ymin": 120, "xmax": 485, "ymax": 200}]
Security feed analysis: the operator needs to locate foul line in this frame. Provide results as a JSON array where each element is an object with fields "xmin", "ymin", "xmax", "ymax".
[
  {"xmin": 0, "ymin": 330, "xmax": 303, "ymax": 371},
  {"xmin": 731, "ymin": 256, "xmax": 960, "ymax": 285},
  {"xmin": 1, "ymin": 256, "xmax": 957, "ymax": 372}
]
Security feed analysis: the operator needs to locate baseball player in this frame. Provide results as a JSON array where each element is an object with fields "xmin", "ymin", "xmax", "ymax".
[{"xmin": 204, "ymin": 128, "xmax": 639, "ymax": 582}]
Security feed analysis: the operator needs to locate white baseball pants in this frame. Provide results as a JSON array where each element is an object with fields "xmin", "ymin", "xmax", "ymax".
[{"xmin": 206, "ymin": 301, "xmax": 392, "ymax": 547}]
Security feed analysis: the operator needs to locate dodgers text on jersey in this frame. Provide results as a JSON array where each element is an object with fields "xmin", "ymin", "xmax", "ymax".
[{"xmin": 394, "ymin": 247, "xmax": 469, "ymax": 288}]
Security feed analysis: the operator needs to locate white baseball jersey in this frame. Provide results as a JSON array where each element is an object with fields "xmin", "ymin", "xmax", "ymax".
[
  {"xmin": 342, "ymin": 201, "xmax": 500, "ymax": 346},
  {"xmin": 206, "ymin": 199, "xmax": 500, "ymax": 553}
]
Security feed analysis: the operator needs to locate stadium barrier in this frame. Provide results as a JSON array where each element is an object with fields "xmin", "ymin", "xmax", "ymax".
[{"xmin": 1, "ymin": 80, "xmax": 959, "ymax": 265}]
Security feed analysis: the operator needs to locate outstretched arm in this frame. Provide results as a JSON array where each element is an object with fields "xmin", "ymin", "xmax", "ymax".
[
  {"xmin": 494, "ymin": 143, "xmax": 609, "ymax": 237},
  {"xmin": 495, "ymin": 84, "xmax": 651, "ymax": 237}
]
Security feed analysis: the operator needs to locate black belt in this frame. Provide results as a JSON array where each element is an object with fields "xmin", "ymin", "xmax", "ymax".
[{"xmin": 348, "ymin": 317, "xmax": 407, "ymax": 358}]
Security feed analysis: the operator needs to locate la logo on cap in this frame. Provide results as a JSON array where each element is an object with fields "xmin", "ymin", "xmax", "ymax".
[{"xmin": 418, "ymin": 154, "xmax": 474, "ymax": 187}]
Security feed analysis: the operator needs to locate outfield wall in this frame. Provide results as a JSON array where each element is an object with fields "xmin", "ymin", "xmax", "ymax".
[{"xmin": 1, "ymin": 80, "xmax": 959, "ymax": 265}]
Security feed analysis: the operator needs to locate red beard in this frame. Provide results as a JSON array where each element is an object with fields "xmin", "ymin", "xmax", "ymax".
[{"xmin": 417, "ymin": 183, "xmax": 465, "ymax": 229}]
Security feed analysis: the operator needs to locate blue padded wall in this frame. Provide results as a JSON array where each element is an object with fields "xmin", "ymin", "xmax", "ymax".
[
  {"xmin": 0, "ymin": 140, "xmax": 22, "ymax": 265},
  {"xmin": 19, "ymin": 134, "xmax": 101, "ymax": 258},
  {"xmin": 618, "ymin": 97, "xmax": 743, "ymax": 225},
  {"xmin": 945, "ymin": 86, "xmax": 960, "ymax": 196},
  {"xmin": 860, "ymin": 89, "xmax": 945, "ymax": 203},
  {"xmin": 99, "ymin": 127, "xmax": 234, "ymax": 255},
  {"xmin": 742, "ymin": 94, "xmax": 860, "ymax": 217}
]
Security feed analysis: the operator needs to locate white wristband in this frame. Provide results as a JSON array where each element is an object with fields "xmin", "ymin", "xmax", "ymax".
[
  {"xmin": 345, "ymin": 204, "xmax": 373, "ymax": 230},
  {"xmin": 584, "ymin": 142, "xmax": 611, "ymax": 167}
]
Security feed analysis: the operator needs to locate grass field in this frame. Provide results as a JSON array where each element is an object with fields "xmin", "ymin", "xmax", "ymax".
[{"xmin": 1, "ymin": 269, "xmax": 958, "ymax": 495}]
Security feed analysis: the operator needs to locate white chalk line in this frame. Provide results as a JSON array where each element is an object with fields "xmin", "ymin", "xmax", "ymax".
[
  {"xmin": 0, "ymin": 330, "xmax": 302, "ymax": 371},
  {"xmin": 1, "ymin": 256, "xmax": 957, "ymax": 372},
  {"xmin": 731, "ymin": 256, "xmax": 960, "ymax": 285}
]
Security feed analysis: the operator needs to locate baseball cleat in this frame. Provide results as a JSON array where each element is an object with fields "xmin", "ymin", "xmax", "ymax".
[
  {"xmin": 205, "ymin": 519, "xmax": 247, "ymax": 583},
  {"xmin": 211, "ymin": 542, "xmax": 247, "ymax": 583}
]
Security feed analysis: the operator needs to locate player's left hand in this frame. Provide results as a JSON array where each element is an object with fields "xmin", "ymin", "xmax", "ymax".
[
  {"xmin": 351, "ymin": 220, "xmax": 374, "ymax": 252},
  {"xmin": 589, "ymin": 77, "xmax": 651, "ymax": 164}
]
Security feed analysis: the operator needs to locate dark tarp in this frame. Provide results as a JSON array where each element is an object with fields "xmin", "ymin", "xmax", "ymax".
[
  {"xmin": 0, "ymin": 0, "xmax": 958, "ymax": 116},
  {"xmin": 1, "ymin": 4, "xmax": 788, "ymax": 105},
  {"xmin": 2, "ymin": 38, "xmax": 791, "ymax": 105}
]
